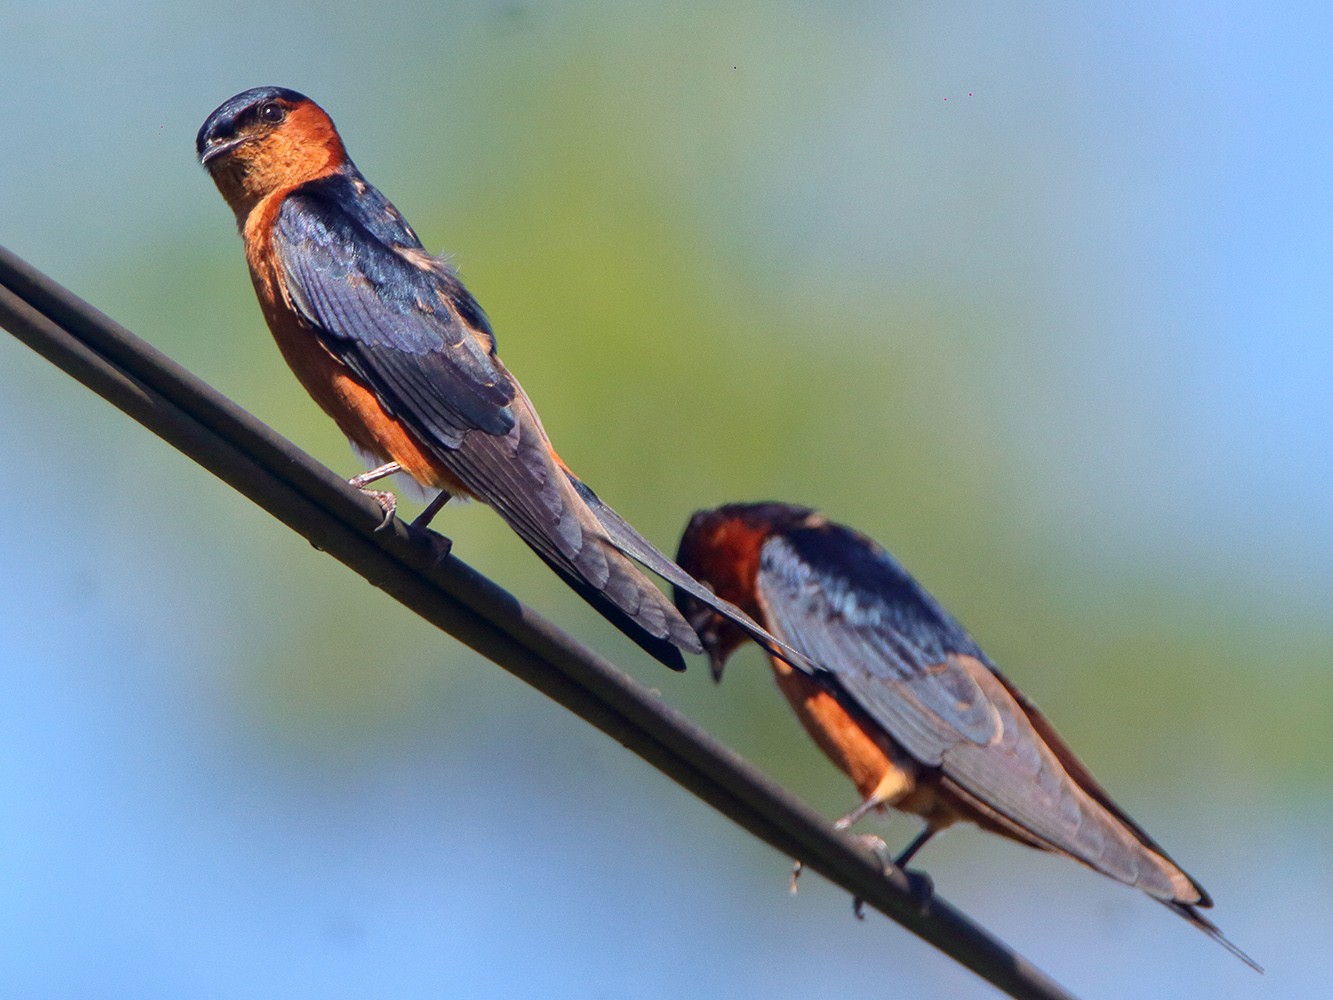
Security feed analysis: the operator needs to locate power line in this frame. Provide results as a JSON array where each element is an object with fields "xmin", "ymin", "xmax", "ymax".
[{"xmin": 0, "ymin": 244, "xmax": 1077, "ymax": 1000}]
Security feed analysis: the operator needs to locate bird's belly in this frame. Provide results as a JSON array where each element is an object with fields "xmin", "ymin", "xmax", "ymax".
[
  {"xmin": 259, "ymin": 301, "xmax": 473, "ymax": 497},
  {"xmin": 769, "ymin": 660, "xmax": 920, "ymax": 807}
]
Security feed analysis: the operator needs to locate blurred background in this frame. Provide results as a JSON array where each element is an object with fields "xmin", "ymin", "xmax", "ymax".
[{"xmin": 1, "ymin": 2, "xmax": 1328, "ymax": 996}]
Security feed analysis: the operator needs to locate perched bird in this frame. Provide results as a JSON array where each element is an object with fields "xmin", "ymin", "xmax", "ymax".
[
  {"xmin": 196, "ymin": 86, "xmax": 806, "ymax": 673},
  {"xmin": 675, "ymin": 501, "xmax": 1257, "ymax": 969}
]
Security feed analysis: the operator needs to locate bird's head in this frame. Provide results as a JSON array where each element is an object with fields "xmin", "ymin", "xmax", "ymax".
[
  {"xmin": 674, "ymin": 502, "xmax": 815, "ymax": 681},
  {"xmin": 197, "ymin": 86, "xmax": 347, "ymax": 218}
]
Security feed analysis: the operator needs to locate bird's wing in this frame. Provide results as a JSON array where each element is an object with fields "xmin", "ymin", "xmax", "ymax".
[
  {"xmin": 755, "ymin": 524, "xmax": 1196, "ymax": 900},
  {"xmin": 272, "ymin": 176, "xmax": 515, "ymax": 450},
  {"xmin": 271, "ymin": 178, "xmax": 703, "ymax": 667},
  {"xmin": 756, "ymin": 527, "xmax": 999, "ymax": 762},
  {"xmin": 271, "ymin": 177, "xmax": 608, "ymax": 568}
]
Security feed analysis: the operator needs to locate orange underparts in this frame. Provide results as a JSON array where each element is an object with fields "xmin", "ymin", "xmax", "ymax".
[
  {"xmin": 259, "ymin": 291, "xmax": 473, "ymax": 497},
  {"xmin": 767, "ymin": 656, "xmax": 961, "ymax": 829}
]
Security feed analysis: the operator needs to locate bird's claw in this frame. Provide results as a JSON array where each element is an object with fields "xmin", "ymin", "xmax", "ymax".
[
  {"xmin": 347, "ymin": 475, "xmax": 452, "ymax": 565},
  {"xmin": 852, "ymin": 873, "xmax": 931, "ymax": 922},
  {"xmin": 847, "ymin": 834, "xmax": 890, "ymax": 920},
  {"xmin": 348, "ymin": 465, "xmax": 402, "ymax": 531},
  {"xmin": 851, "ymin": 833, "xmax": 889, "ymax": 858},
  {"xmin": 398, "ymin": 492, "xmax": 454, "ymax": 567},
  {"xmin": 360, "ymin": 489, "xmax": 398, "ymax": 531},
  {"xmin": 848, "ymin": 834, "xmax": 932, "ymax": 919}
]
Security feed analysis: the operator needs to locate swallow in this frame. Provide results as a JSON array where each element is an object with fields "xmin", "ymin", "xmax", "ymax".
[
  {"xmin": 196, "ymin": 86, "xmax": 809, "ymax": 674},
  {"xmin": 675, "ymin": 502, "xmax": 1258, "ymax": 970}
]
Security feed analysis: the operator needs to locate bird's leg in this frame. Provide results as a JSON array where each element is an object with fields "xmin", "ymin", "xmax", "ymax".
[
  {"xmin": 791, "ymin": 796, "xmax": 886, "ymax": 897},
  {"xmin": 846, "ymin": 830, "xmax": 935, "ymax": 918},
  {"xmin": 349, "ymin": 462, "xmax": 402, "ymax": 488},
  {"xmin": 348, "ymin": 462, "xmax": 402, "ymax": 531},
  {"xmin": 834, "ymin": 795, "xmax": 880, "ymax": 832},
  {"xmin": 411, "ymin": 490, "xmax": 452, "ymax": 531},
  {"xmin": 409, "ymin": 490, "xmax": 454, "ymax": 566},
  {"xmin": 887, "ymin": 827, "xmax": 937, "ymax": 911},
  {"xmin": 893, "ymin": 827, "xmax": 935, "ymax": 869},
  {"xmin": 840, "ymin": 832, "xmax": 892, "ymax": 919},
  {"xmin": 829, "ymin": 797, "xmax": 936, "ymax": 918},
  {"xmin": 805, "ymin": 794, "xmax": 879, "ymax": 912}
]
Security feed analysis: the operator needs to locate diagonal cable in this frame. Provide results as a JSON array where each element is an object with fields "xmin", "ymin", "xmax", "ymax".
[{"xmin": 0, "ymin": 244, "xmax": 1077, "ymax": 1000}]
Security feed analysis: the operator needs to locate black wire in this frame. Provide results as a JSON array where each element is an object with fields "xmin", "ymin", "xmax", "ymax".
[{"xmin": 0, "ymin": 244, "xmax": 1078, "ymax": 1000}]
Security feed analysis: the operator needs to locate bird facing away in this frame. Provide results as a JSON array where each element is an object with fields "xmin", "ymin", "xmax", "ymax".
[
  {"xmin": 196, "ymin": 86, "xmax": 807, "ymax": 674},
  {"xmin": 675, "ymin": 501, "xmax": 1257, "ymax": 970}
]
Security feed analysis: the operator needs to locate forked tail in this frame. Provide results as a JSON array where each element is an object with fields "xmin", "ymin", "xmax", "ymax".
[{"xmin": 1165, "ymin": 900, "xmax": 1262, "ymax": 973}]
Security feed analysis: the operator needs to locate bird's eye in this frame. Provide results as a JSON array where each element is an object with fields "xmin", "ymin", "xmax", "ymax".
[{"xmin": 257, "ymin": 101, "xmax": 286, "ymax": 124}]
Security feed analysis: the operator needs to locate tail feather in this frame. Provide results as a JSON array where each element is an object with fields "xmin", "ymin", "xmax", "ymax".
[
  {"xmin": 1163, "ymin": 900, "xmax": 1262, "ymax": 973},
  {"xmin": 445, "ymin": 384, "xmax": 699, "ymax": 666},
  {"xmin": 563, "ymin": 527, "xmax": 696, "ymax": 654},
  {"xmin": 555, "ymin": 498, "xmax": 679, "ymax": 648},
  {"xmin": 443, "ymin": 378, "xmax": 797, "ymax": 672},
  {"xmin": 530, "ymin": 548, "xmax": 690, "ymax": 672},
  {"xmin": 510, "ymin": 485, "xmax": 701, "ymax": 668},
  {"xmin": 568, "ymin": 478, "xmax": 819, "ymax": 675}
]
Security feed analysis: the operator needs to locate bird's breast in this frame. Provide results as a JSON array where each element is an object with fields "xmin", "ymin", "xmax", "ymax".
[{"xmin": 241, "ymin": 215, "xmax": 472, "ymax": 496}]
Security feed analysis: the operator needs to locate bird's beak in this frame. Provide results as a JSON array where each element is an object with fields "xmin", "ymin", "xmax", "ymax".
[{"xmin": 200, "ymin": 133, "xmax": 254, "ymax": 166}]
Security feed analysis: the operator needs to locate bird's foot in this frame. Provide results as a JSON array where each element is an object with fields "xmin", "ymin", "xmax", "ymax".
[
  {"xmin": 411, "ymin": 489, "xmax": 451, "ymax": 532},
  {"xmin": 361, "ymin": 489, "xmax": 398, "ymax": 531},
  {"xmin": 404, "ymin": 492, "xmax": 453, "ymax": 567},
  {"xmin": 851, "ymin": 879, "xmax": 932, "ymax": 920},
  {"xmin": 347, "ymin": 463, "xmax": 402, "ymax": 531},
  {"xmin": 889, "ymin": 827, "xmax": 936, "ymax": 909},
  {"xmin": 845, "ymin": 834, "xmax": 890, "ymax": 919},
  {"xmin": 852, "ymin": 833, "xmax": 889, "ymax": 856},
  {"xmin": 900, "ymin": 868, "xmax": 934, "ymax": 913},
  {"xmin": 407, "ymin": 523, "xmax": 454, "ymax": 568}
]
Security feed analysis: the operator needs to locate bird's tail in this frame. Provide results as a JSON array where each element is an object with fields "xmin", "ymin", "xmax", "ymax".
[
  {"xmin": 444, "ymin": 376, "xmax": 710, "ymax": 671},
  {"xmin": 568, "ymin": 478, "xmax": 818, "ymax": 676},
  {"xmin": 965, "ymin": 667, "xmax": 1262, "ymax": 973},
  {"xmin": 503, "ymin": 468, "xmax": 703, "ymax": 672},
  {"xmin": 1163, "ymin": 900, "xmax": 1262, "ymax": 973},
  {"xmin": 448, "ymin": 374, "xmax": 805, "ymax": 673},
  {"xmin": 529, "ymin": 547, "xmax": 693, "ymax": 671}
]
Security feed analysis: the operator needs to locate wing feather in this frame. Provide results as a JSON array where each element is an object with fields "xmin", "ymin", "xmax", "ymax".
[
  {"xmin": 272, "ymin": 175, "xmax": 514, "ymax": 449},
  {"xmin": 265, "ymin": 173, "xmax": 702, "ymax": 669},
  {"xmin": 755, "ymin": 524, "xmax": 1197, "ymax": 901},
  {"xmin": 758, "ymin": 531, "xmax": 997, "ymax": 761}
]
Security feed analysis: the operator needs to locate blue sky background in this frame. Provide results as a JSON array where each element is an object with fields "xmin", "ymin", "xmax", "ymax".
[{"xmin": 1, "ymin": 2, "xmax": 1329, "ymax": 997}]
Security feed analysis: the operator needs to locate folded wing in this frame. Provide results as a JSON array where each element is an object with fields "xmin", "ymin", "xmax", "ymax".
[{"xmin": 756, "ymin": 524, "xmax": 1200, "ymax": 903}]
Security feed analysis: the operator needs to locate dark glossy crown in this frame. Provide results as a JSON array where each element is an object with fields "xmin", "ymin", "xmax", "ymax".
[{"xmin": 196, "ymin": 86, "xmax": 311, "ymax": 159}]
